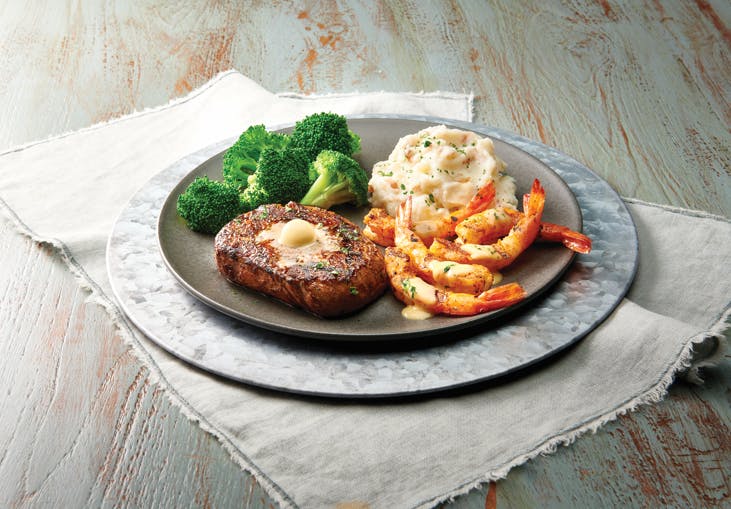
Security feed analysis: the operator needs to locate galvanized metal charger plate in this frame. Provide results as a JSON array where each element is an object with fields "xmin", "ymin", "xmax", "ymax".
[{"xmin": 107, "ymin": 115, "xmax": 638, "ymax": 398}]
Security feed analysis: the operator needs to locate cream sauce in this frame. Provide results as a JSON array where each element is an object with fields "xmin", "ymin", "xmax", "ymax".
[{"xmin": 401, "ymin": 304, "xmax": 433, "ymax": 320}]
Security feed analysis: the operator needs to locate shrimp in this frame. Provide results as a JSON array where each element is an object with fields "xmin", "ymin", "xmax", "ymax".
[
  {"xmin": 429, "ymin": 179, "xmax": 545, "ymax": 271},
  {"xmin": 363, "ymin": 207, "xmax": 395, "ymax": 247},
  {"xmin": 384, "ymin": 247, "xmax": 526, "ymax": 316},
  {"xmin": 537, "ymin": 222, "xmax": 592, "ymax": 254},
  {"xmin": 441, "ymin": 180, "xmax": 496, "ymax": 238},
  {"xmin": 362, "ymin": 181, "xmax": 497, "ymax": 247},
  {"xmin": 395, "ymin": 197, "xmax": 493, "ymax": 294},
  {"xmin": 455, "ymin": 206, "xmax": 592, "ymax": 254},
  {"xmin": 455, "ymin": 206, "xmax": 517, "ymax": 244}
]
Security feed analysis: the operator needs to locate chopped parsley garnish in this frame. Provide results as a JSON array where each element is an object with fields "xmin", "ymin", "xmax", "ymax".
[
  {"xmin": 401, "ymin": 279, "xmax": 417, "ymax": 299},
  {"xmin": 450, "ymin": 143, "xmax": 466, "ymax": 155},
  {"xmin": 337, "ymin": 226, "xmax": 359, "ymax": 241}
]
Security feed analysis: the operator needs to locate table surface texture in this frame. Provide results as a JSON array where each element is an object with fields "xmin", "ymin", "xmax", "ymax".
[{"xmin": 0, "ymin": 1, "xmax": 729, "ymax": 508}]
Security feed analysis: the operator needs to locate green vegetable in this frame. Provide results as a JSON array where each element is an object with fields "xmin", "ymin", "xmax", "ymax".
[
  {"xmin": 288, "ymin": 112, "xmax": 361, "ymax": 160},
  {"xmin": 299, "ymin": 150, "xmax": 368, "ymax": 209},
  {"xmin": 240, "ymin": 147, "xmax": 311, "ymax": 209},
  {"xmin": 176, "ymin": 113, "xmax": 365, "ymax": 234},
  {"xmin": 176, "ymin": 176, "xmax": 244, "ymax": 234},
  {"xmin": 222, "ymin": 125, "xmax": 290, "ymax": 190}
]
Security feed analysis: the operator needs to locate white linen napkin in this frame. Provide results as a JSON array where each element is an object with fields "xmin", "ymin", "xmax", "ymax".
[{"xmin": 0, "ymin": 70, "xmax": 728, "ymax": 508}]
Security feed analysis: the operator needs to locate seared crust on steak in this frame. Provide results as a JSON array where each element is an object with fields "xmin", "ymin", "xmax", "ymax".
[{"xmin": 214, "ymin": 202, "xmax": 388, "ymax": 317}]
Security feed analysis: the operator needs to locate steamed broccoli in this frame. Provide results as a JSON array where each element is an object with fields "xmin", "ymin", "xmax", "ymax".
[
  {"xmin": 222, "ymin": 125, "xmax": 290, "ymax": 190},
  {"xmin": 299, "ymin": 150, "xmax": 368, "ymax": 209},
  {"xmin": 288, "ymin": 112, "xmax": 361, "ymax": 160},
  {"xmin": 177, "ymin": 115, "xmax": 364, "ymax": 234},
  {"xmin": 176, "ymin": 176, "xmax": 244, "ymax": 234},
  {"xmin": 240, "ymin": 147, "xmax": 311, "ymax": 209}
]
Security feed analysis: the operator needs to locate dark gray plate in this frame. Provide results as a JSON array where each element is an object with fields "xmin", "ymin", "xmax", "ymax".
[{"xmin": 157, "ymin": 118, "xmax": 581, "ymax": 340}]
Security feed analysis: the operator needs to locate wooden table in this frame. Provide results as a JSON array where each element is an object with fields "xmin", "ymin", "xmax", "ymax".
[{"xmin": 1, "ymin": 2, "xmax": 728, "ymax": 507}]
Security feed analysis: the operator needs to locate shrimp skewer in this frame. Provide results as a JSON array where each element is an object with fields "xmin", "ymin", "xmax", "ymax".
[
  {"xmin": 429, "ymin": 179, "xmax": 545, "ymax": 271},
  {"xmin": 395, "ymin": 196, "xmax": 494, "ymax": 294},
  {"xmin": 384, "ymin": 248, "xmax": 526, "ymax": 316}
]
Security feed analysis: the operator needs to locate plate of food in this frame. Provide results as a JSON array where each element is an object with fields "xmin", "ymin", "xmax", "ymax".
[
  {"xmin": 157, "ymin": 114, "xmax": 590, "ymax": 341},
  {"xmin": 107, "ymin": 114, "xmax": 636, "ymax": 396}
]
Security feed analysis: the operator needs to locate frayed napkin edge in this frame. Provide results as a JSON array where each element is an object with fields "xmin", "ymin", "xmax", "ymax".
[
  {"xmin": 1, "ymin": 191, "xmax": 728, "ymax": 509},
  {"xmin": 623, "ymin": 196, "xmax": 731, "ymax": 223},
  {"xmin": 421, "ymin": 315, "xmax": 729, "ymax": 509}
]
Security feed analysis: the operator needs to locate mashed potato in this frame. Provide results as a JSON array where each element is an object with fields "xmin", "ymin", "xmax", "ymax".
[{"xmin": 368, "ymin": 125, "xmax": 517, "ymax": 240}]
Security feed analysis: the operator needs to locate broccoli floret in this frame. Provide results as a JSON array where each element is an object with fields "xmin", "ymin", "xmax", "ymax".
[
  {"xmin": 240, "ymin": 147, "xmax": 311, "ymax": 209},
  {"xmin": 222, "ymin": 125, "xmax": 290, "ymax": 190},
  {"xmin": 288, "ymin": 112, "xmax": 361, "ymax": 160},
  {"xmin": 177, "ymin": 176, "xmax": 243, "ymax": 234},
  {"xmin": 240, "ymin": 184, "xmax": 268, "ymax": 212},
  {"xmin": 299, "ymin": 150, "xmax": 368, "ymax": 209}
]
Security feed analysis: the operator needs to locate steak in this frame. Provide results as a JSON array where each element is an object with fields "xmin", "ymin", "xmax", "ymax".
[{"xmin": 214, "ymin": 202, "xmax": 388, "ymax": 317}]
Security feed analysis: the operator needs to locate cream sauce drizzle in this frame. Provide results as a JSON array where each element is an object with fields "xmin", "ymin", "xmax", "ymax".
[{"xmin": 401, "ymin": 305, "xmax": 433, "ymax": 320}]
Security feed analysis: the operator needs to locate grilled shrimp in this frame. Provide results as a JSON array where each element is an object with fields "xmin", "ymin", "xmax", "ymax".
[
  {"xmin": 454, "ymin": 207, "xmax": 517, "ymax": 244},
  {"xmin": 456, "ymin": 205, "xmax": 592, "ymax": 254},
  {"xmin": 384, "ymin": 248, "xmax": 526, "ymax": 316},
  {"xmin": 429, "ymin": 179, "xmax": 545, "ymax": 271},
  {"xmin": 395, "ymin": 197, "xmax": 493, "ymax": 294},
  {"xmin": 362, "ymin": 181, "xmax": 496, "ymax": 247},
  {"xmin": 446, "ymin": 180, "xmax": 496, "ymax": 231},
  {"xmin": 362, "ymin": 207, "xmax": 394, "ymax": 247}
]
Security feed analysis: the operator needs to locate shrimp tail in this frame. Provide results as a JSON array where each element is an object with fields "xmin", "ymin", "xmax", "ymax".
[
  {"xmin": 466, "ymin": 181, "xmax": 497, "ymax": 216},
  {"xmin": 523, "ymin": 179, "xmax": 545, "ymax": 217},
  {"xmin": 435, "ymin": 282, "xmax": 527, "ymax": 316},
  {"xmin": 539, "ymin": 223, "xmax": 592, "ymax": 254},
  {"xmin": 476, "ymin": 282, "xmax": 527, "ymax": 312}
]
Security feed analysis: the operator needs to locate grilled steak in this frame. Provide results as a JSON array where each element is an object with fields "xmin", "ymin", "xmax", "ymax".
[{"xmin": 214, "ymin": 202, "xmax": 388, "ymax": 317}]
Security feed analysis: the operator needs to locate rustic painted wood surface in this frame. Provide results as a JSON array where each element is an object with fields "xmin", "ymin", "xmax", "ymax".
[{"xmin": 0, "ymin": 1, "xmax": 728, "ymax": 508}]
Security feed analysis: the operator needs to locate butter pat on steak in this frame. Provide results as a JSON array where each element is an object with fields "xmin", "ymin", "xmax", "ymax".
[{"xmin": 214, "ymin": 202, "xmax": 388, "ymax": 317}]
